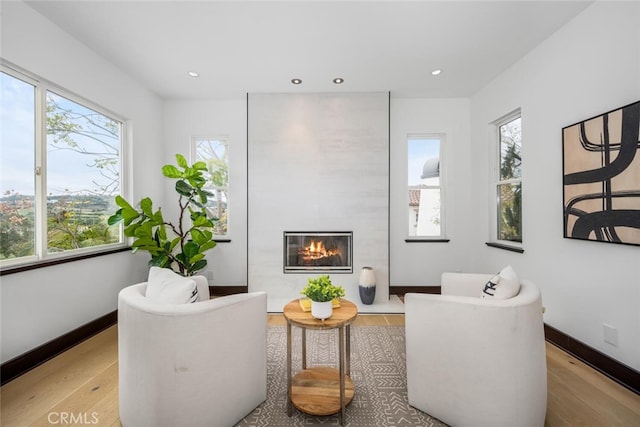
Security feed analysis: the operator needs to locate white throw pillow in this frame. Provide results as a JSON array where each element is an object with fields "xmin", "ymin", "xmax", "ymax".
[
  {"xmin": 480, "ymin": 265, "xmax": 520, "ymax": 299},
  {"xmin": 145, "ymin": 266, "xmax": 199, "ymax": 304}
]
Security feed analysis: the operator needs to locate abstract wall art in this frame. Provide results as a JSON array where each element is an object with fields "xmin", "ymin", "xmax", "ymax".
[{"xmin": 563, "ymin": 100, "xmax": 640, "ymax": 246}]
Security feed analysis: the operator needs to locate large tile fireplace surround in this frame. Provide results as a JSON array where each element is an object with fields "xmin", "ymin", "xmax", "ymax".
[{"xmin": 247, "ymin": 92, "xmax": 403, "ymax": 313}]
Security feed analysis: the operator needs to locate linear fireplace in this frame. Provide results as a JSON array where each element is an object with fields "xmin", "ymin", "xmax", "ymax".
[{"xmin": 283, "ymin": 231, "xmax": 353, "ymax": 273}]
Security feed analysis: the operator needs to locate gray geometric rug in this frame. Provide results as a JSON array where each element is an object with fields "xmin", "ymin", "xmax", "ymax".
[{"xmin": 235, "ymin": 325, "xmax": 447, "ymax": 426}]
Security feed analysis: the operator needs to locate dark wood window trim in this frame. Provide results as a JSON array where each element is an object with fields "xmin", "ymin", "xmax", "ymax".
[
  {"xmin": 0, "ymin": 246, "xmax": 131, "ymax": 276},
  {"xmin": 485, "ymin": 242, "xmax": 524, "ymax": 253},
  {"xmin": 405, "ymin": 239, "xmax": 450, "ymax": 243}
]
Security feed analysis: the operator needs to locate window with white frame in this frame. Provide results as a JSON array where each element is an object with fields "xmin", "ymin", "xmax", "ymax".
[
  {"xmin": 407, "ymin": 134, "xmax": 445, "ymax": 238},
  {"xmin": 0, "ymin": 64, "xmax": 125, "ymax": 267},
  {"xmin": 191, "ymin": 137, "xmax": 228, "ymax": 237},
  {"xmin": 493, "ymin": 111, "xmax": 522, "ymax": 244}
]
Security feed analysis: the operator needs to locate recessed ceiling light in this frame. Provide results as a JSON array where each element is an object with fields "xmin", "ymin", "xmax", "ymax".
[
  {"xmin": 333, "ymin": 77, "xmax": 344, "ymax": 84},
  {"xmin": 431, "ymin": 69, "xmax": 442, "ymax": 76},
  {"xmin": 188, "ymin": 71, "xmax": 200, "ymax": 77},
  {"xmin": 291, "ymin": 78, "xmax": 302, "ymax": 85}
]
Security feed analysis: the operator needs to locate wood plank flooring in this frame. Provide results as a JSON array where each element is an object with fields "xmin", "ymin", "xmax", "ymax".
[{"xmin": 1, "ymin": 314, "xmax": 638, "ymax": 426}]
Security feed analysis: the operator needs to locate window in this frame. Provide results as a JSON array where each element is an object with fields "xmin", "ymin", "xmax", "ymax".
[
  {"xmin": 191, "ymin": 137, "xmax": 228, "ymax": 237},
  {"xmin": 1, "ymin": 64, "xmax": 125, "ymax": 267},
  {"xmin": 493, "ymin": 112, "xmax": 522, "ymax": 244},
  {"xmin": 407, "ymin": 134, "xmax": 445, "ymax": 238}
]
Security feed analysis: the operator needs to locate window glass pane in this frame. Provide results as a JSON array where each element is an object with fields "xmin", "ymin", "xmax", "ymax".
[
  {"xmin": 498, "ymin": 182, "xmax": 522, "ymax": 242},
  {"xmin": 499, "ymin": 117, "xmax": 521, "ymax": 180},
  {"xmin": 194, "ymin": 138, "xmax": 228, "ymax": 236},
  {"xmin": 46, "ymin": 91, "xmax": 121, "ymax": 253},
  {"xmin": 408, "ymin": 137, "xmax": 441, "ymax": 237},
  {"xmin": 0, "ymin": 72, "xmax": 36, "ymax": 260}
]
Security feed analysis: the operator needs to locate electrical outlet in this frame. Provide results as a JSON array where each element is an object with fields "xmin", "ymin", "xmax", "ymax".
[
  {"xmin": 206, "ymin": 270, "xmax": 214, "ymax": 284},
  {"xmin": 603, "ymin": 323, "xmax": 618, "ymax": 347}
]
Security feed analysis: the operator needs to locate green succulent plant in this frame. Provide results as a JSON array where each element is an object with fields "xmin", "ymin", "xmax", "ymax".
[
  {"xmin": 108, "ymin": 154, "xmax": 217, "ymax": 276},
  {"xmin": 300, "ymin": 275, "xmax": 346, "ymax": 302}
]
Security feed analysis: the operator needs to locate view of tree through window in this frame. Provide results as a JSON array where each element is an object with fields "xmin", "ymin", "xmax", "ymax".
[
  {"xmin": 1, "ymin": 68, "xmax": 123, "ymax": 265},
  {"xmin": 407, "ymin": 135, "xmax": 443, "ymax": 238},
  {"xmin": 0, "ymin": 71, "xmax": 36, "ymax": 260},
  {"xmin": 193, "ymin": 137, "xmax": 228, "ymax": 236},
  {"xmin": 46, "ymin": 91, "xmax": 121, "ymax": 253},
  {"xmin": 497, "ymin": 116, "xmax": 522, "ymax": 242}
]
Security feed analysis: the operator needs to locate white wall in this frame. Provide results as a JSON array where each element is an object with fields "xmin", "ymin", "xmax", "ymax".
[
  {"xmin": 470, "ymin": 1, "xmax": 640, "ymax": 370},
  {"xmin": 389, "ymin": 97, "xmax": 473, "ymax": 285},
  {"xmin": 0, "ymin": 2, "xmax": 163, "ymax": 362},
  {"xmin": 163, "ymin": 98, "xmax": 248, "ymax": 285}
]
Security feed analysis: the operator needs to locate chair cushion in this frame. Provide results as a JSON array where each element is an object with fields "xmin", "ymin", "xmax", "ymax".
[
  {"xmin": 480, "ymin": 265, "xmax": 520, "ymax": 299},
  {"xmin": 145, "ymin": 266, "xmax": 199, "ymax": 304}
]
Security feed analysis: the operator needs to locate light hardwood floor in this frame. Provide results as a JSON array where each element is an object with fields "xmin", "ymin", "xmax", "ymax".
[{"xmin": 1, "ymin": 314, "xmax": 639, "ymax": 426}]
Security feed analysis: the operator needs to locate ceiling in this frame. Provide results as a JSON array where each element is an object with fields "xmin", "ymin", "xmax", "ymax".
[{"xmin": 24, "ymin": 1, "xmax": 593, "ymax": 100}]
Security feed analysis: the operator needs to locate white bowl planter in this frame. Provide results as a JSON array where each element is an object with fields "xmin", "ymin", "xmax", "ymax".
[{"xmin": 311, "ymin": 300, "xmax": 333, "ymax": 320}]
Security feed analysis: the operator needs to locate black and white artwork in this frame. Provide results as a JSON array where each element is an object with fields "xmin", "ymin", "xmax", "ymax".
[{"xmin": 563, "ymin": 100, "xmax": 640, "ymax": 246}]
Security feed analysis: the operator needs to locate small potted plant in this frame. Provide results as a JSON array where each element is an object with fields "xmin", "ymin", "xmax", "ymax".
[{"xmin": 300, "ymin": 275, "xmax": 346, "ymax": 320}]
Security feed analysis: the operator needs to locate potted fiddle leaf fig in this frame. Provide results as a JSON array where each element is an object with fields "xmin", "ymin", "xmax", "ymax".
[
  {"xmin": 108, "ymin": 154, "xmax": 217, "ymax": 276},
  {"xmin": 300, "ymin": 275, "xmax": 345, "ymax": 320}
]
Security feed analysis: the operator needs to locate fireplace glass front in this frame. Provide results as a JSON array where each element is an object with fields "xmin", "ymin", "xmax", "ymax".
[{"xmin": 283, "ymin": 231, "xmax": 353, "ymax": 273}]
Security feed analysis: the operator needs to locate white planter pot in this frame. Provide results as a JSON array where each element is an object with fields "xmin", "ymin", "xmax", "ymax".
[{"xmin": 311, "ymin": 300, "xmax": 333, "ymax": 320}]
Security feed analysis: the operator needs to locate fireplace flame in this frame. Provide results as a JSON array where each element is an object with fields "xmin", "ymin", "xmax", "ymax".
[{"xmin": 300, "ymin": 239, "xmax": 340, "ymax": 261}]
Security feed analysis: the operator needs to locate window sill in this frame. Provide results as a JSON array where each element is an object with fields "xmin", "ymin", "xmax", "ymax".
[
  {"xmin": 405, "ymin": 238, "xmax": 450, "ymax": 243},
  {"xmin": 0, "ymin": 246, "xmax": 131, "ymax": 276},
  {"xmin": 485, "ymin": 242, "xmax": 524, "ymax": 253}
]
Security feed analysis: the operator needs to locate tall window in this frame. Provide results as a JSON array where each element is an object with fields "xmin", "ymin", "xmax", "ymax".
[
  {"xmin": 407, "ymin": 134, "xmax": 445, "ymax": 238},
  {"xmin": 1, "ymin": 65, "xmax": 124, "ymax": 267},
  {"xmin": 494, "ymin": 112, "xmax": 522, "ymax": 243},
  {"xmin": 192, "ymin": 137, "xmax": 228, "ymax": 237}
]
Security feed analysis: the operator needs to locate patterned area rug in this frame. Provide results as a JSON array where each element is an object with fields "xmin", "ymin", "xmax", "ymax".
[{"xmin": 235, "ymin": 325, "xmax": 446, "ymax": 427}]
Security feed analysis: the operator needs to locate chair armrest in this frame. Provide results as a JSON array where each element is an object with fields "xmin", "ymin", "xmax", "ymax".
[{"xmin": 441, "ymin": 272, "xmax": 494, "ymax": 297}]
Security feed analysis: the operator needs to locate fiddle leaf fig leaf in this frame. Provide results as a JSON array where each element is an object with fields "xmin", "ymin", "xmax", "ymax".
[
  {"xmin": 175, "ymin": 180, "xmax": 193, "ymax": 197},
  {"xmin": 140, "ymin": 198, "xmax": 153, "ymax": 217},
  {"xmin": 193, "ymin": 161, "xmax": 207, "ymax": 171},
  {"xmin": 121, "ymin": 207, "xmax": 140, "ymax": 225},
  {"xmin": 169, "ymin": 237, "xmax": 181, "ymax": 251},
  {"xmin": 183, "ymin": 241, "xmax": 199, "ymax": 260},
  {"xmin": 189, "ymin": 253, "xmax": 205, "ymax": 264},
  {"xmin": 123, "ymin": 223, "xmax": 139, "ymax": 237},
  {"xmin": 191, "ymin": 259, "xmax": 207, "ymax": 273},
  {"xmin": 200, "ymin": 241, "xmax": 217, "ymax": 252},
  {"xmin": 115, "ymin": 195, "xmax": 134, "ymax": 210},
  {"xmin": 108, "ymin": 209, "xmax": 122, "ymax": 226},
  {"xmin": 176, "ymin": 153, "xmax": 188, "ymax": 168},
  {"xmin": 191, "ymin": 229, "xmax": 212, "ymax": 245},
  {"xmin": 131, "ymin": 237, "xmax": 157, "ymax": 248},
  {"xmin": 162, "ymin": 165, "xmax": 181, "ymax": 178}
]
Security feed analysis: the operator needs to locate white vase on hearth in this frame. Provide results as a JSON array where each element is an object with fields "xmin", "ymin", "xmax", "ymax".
[{"xmin": 358, "ymin": 266, "xmax": 376, "ymax": 305}]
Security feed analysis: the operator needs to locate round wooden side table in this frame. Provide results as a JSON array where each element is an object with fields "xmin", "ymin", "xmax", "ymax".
[{"xmin": 283, "ymin": 298, "xmax": 358, "ymax": 426}]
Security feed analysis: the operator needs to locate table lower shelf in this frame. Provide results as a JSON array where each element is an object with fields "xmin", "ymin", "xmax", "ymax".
[{"xmin": 291, "ymin": 366, "xmax": 355, "ymax": 416}]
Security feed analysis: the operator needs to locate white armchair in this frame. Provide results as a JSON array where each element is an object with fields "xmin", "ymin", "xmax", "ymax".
[
  {"xmin": 405, "ymin": 273, "xmax": 547, "ymax": 427},
  {"xmin": 118, "ymin": 284, "xmax": 267, "ymax": 427}
]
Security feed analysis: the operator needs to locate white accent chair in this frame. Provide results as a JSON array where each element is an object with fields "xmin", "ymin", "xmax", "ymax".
[
  {"xmin": 405, "ymin": 273, "xmax": 547, "ymax": 427},
  {"xmin": 118, "ymin": 281, "xmax": 267, "ymax": 427}
]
